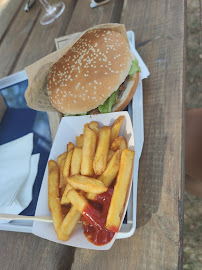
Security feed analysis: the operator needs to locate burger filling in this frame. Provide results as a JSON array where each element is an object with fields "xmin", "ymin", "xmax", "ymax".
[
  {"xmin": 97, "ymin": 59, "xmax": 141, "ymax": 113},
  {"xmin": 64, "ymin": 59, "xmax": 140, "ymax": 116}
]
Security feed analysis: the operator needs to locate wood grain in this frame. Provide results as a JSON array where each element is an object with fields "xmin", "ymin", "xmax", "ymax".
[
  {"xmin": 0, "ymin": 0, "xmax": 185, "ymax": 269},
  {"xmin": 71, "ymin": 0, "xmax": 185, "ymax": 269},
  {"xmin": 13, "ymin": 0, "xmax": 77, "ymax": 74},
  {"xmin": 0, "ymin": 231, "xmax": 75, "ymax": 270},
  {"xmin": 66, "ymin": 0, "xmax": 117, "ymax": 35},
  {"xmin": 0, "ymin": 0, "xmax": 24, "ymax": 41},
  {"xmin": 0, "ymin": 2, "xmax": 41, "ymax": 79}
]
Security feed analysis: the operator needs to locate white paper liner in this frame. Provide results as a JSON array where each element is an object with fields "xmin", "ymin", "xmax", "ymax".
[{"xmin": 32, "ymin": 112, "xmax": 134, "ymax": 250}]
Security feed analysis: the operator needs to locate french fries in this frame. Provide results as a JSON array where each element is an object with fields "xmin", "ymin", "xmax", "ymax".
[
  {"xmin": 48, "ymin": 160, "xmax": 60, "ymax": 211},
  {"xmin": 76, "ymin": 134, "xmax": 84, "ymax": 148},
  {"xmin": 89, "ymin": 121, "xmax": 99, "ymax": 135},
  {"xmin": 57, "ymin": 206, "xmax": 81, "ymax": 241},
  {"xmin": 110, "ymin": 115, "xmax": 124, "ymax": 145},
  {"xmin": 119, "ymin": 137, "xmax": 127, "ymax": 151},
  {"xmin": 99, "ymin": 149, "xmax": 122, "ymax": 187},
  {"xmin": 86, "ymin": 150, "xmax": 121, "ymax": 201},
  {"xmin": 59, "ymin": 158, "xmax": 66, "ymax": 188},
  {"xmin": 58, "ymin": 156, "xmax": 66, "ymax": 197},
  {"xmin": 48, "ymin": 115, "xmax": 135, "ymax": 244},
  {"xmin": 107, "ymin": 149, "xmax": 115, "ymax": 162},
  {"xmin": 106, "ymin": 149, "xmax": 135, "ymax": 232},
  {"xmin": 81, "ymin": 125, "xmax": 97, "ymax": 176},
  {"xmin": 48, "ymin": 160, "xmax": 63, "ymax": 232},
  {"xmin": 67, "ymin": 142, "xmax": 75, "ymax": 152},
  {"xmin": 66, "ymin": 189, "xmax": 88, "ymax": 213},
  {"xmin": 70, "ymin": 147, "xmax": 82, "ymax": 176},
  {"xmin": 93, "ymin": 126, "xmax": 111, "ymax": 175},
  {"xmin": 67, "ymin": 175, "xmax": 107, "ymax": 194},
  {"xmin": 63, "ymin": 148, "xmax": 74, "ymax": 179},
  {"xmin": 61, "ymin": 183, "xmax": 73, "ymax": 205},
  {"xmin": 110, "ymin": 136, "xmax": 127, "ymax": 151},
  {"xmin": 57, "ymin": 152, "xmax": 66, "ymax": 167}
]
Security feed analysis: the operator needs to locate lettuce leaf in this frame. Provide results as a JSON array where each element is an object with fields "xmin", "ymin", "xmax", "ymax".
[
  {"xmin": 128, "ymin": 59, "xmax": 141, "ymax": 75},
  {"xmin": 98, "ymin": 89, "xmax": 119, "ymax": 113}
]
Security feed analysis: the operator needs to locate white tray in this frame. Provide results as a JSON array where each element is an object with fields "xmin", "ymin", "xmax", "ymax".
[{"xmin": 0, "ymin": 31, "xmax": 144, "ymax": 239}]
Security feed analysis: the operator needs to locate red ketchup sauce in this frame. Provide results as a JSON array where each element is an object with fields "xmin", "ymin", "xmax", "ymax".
[{"xmin": 82, "ymin": 187, "xmax": 115, "ymax": 246}]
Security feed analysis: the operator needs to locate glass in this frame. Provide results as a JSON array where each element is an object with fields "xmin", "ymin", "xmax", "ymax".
[{"xmin": 39, "ymin": 0, "xmax": 65, "ymax": 25}]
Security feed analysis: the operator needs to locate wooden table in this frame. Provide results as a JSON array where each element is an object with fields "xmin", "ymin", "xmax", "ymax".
[{"xmin": 0, "ymin": 0, "xmax": 185, "ymax": 269}]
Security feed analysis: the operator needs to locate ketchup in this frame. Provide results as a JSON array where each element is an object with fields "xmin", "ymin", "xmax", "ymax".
[{"xmin": 82, "ymin": 187, "xmax": 115, "ymax": 246}]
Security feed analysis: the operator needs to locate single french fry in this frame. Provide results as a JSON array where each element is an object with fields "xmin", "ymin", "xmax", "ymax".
[
  {"xmin": 89, "ymin": 121, "xmax": 99, "ymax": 135},
  {"xmin": 70, "ymin": 147, "xmax": 82, "ymax": 176},
  {"xmin": 110, "ymin": 116, "xmax": 124, "ymax": 145},
  {"xmin": 67, "ymin": 175, "xmax": 107, "ymax": 194},
  {"xmin": 110, "ymin": 136, "xmax": 127, "ymax": 151},
  {"xmin": 106, "ymin": 149, "xmax": 135, "ymax": 233},
  {"xmin": 63, "ymin": 148, "xmax": 74, "ymax": 181},
  {"xmin": 107, "ymin": 150, "xmax": 115, "ymax": 163},
  {"xmin": 93, "ymin": 126, "xmax": 111, "ymax": 175},
  {"xmin": 57, "ymin": 152, "xmax": 66, "ymax": 167},
  {"xmin": 99, "ymin": 150, "xmax": 122, "ymax": 187},
  {"xmin": 48, "ymin": 160, "xmax": 63, "ymax": 232},
  {"xmin": 85, "ymin": 192, "xmax": 97, "ymax": 201},
  {"xmin": 57, "ymin": 154, "xmax": 67, "ymax": 196},
  {"xmin": 66, "ymin": 189, "xmax": 88, "ymax": 213},
  {"xmin": 89, "ymin": 121, "xmax": 98, "ymax": 129},
  {"xmin": 48, "ymin": 160, "xmax": 60, "ymax": 211},
  {"xmin": 67, "ymin": 142, "xmax": 75, "ymax": 152},
  {"xmin": 49, "ymin": 194, "xmax": 64, "ymax": 233},
  {"xmin": 76, "ymin": 134, "xmax": 84, "ymax": 148},
  {"xmin": 57, "ymin": 205, "xmax": 81, "ymax": 241},
  {"xmin": 61, "ymin": 183, "xmax": 73, "ymax": 205},
  {"xmin": 59, "ymin": 158, "xmax": 66, "ymax": 188},
  {"xmin": 119, "ymin": 137, "xmax": 127, "ymax": 151},
  {"xmin": 81, "ymin": 126, "xmax": 97, "ymax": 176}
]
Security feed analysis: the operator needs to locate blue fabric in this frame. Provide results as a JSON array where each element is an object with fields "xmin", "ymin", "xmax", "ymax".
[{"xmin": 0, "ymin": 81, "xmax": 52, "ymax": 216}]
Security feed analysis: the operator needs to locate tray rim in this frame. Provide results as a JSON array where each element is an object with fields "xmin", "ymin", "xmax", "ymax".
[{"xmin": 0, "ymin": 30, "xmax": 144, "ymax": 239}]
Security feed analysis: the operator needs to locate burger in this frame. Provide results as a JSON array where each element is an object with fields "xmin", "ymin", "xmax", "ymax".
[{"xmin": 47, "ymin": 28, "xmax": 140, "ymax": 115}]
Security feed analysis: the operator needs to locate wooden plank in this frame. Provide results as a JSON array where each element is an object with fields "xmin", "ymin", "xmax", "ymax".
[
  {"xmin": 0, "ymin": 231, "xmax": 76, "ymax": 270},
  {"xmin": 0, "ymin": 0, "xmax": 24, "ymax": 41},
  {"xmin": 66, "ymin": 0, "xmax": 118, "ymax": 35},
  {"xmin": 0, "ymin": 2, "xmax": 41, "ymax": 79},
  {"xmin": 71, "ymin": 0, "xmax": 185, "ymax": 270},
  {"xmin": 13, "ymin": 0, "xmax": 77, "ymax": 74}
]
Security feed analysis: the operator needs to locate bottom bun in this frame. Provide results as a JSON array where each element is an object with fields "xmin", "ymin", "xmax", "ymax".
[{"xmin": 112, "ymin": 71, "xmax": 139, "ymax": 112}]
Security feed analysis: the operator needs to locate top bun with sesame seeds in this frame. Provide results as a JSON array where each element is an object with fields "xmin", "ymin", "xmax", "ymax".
[{"xmin": 47, "ymin": 28, "xmax": 140, "ymax": 115}]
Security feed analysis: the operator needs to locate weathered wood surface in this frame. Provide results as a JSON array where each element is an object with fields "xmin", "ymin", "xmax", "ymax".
[
  {"xmin": 71, "ymin": 1, "xmax": 185, "ymax": 269},
  {"xmin": 0, "ymin": 0, "xmax": 185, "ymax": 269}
]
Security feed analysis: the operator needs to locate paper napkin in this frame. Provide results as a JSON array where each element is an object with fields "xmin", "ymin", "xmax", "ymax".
[{"xmin": 0, "ymin": 133, "xmax": 40, "ymax": 221}]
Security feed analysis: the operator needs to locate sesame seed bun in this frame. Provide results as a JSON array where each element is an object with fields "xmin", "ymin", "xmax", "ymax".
[{"xmin": 47, "ymin": 29, "xmax": 136, "ymax": 115}]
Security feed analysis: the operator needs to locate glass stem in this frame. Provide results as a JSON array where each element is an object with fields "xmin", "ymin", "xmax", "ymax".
[{"xmin": 39, "ymin": 0, "xmax": 54, "ymax": 13}]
